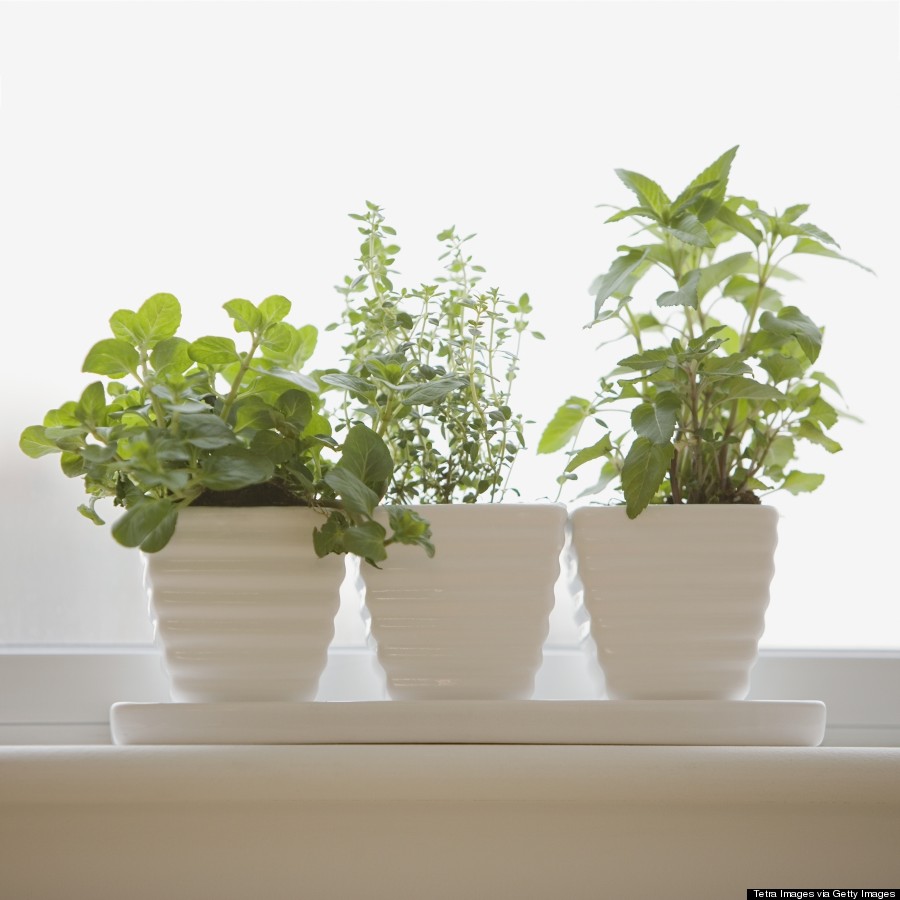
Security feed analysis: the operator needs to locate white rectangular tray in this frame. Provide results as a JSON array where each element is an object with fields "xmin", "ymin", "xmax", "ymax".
[{"xmin": 110, "ymin": 699, "xmax": 826, "ymax": 747}]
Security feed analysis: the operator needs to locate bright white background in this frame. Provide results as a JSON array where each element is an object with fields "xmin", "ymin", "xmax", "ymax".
[{"xmin": 0, "ymin": 0, "xmax": 897, "ymax": 647}]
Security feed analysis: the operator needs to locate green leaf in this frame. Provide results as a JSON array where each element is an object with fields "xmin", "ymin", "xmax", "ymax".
[
  {"xmin": 538, "ymin": 397, "xmax": 591, "ymax": 454},
  {"xmin": 179, "ymin": 413, "xmax": 240, "ymax": 449},
  {"xmin": 714, "ymin": 204, "xmax": 763, "ymax": 245},
  {"xmin": 201, "ymin": 447, "xmax": 275, "ymax": 490},
  {"xmin": 617, "ymin": 348, "xmax": 671, "ymax": 372},
  {"xmin": 576, "ymin": 461, "xmax": 619, "ymax": 498},
  {"xmin": 313, "ymin": 513, "xmax": 345, "ymax": 558},
  {"xmin": 275, "ymin": 389, "xmax": 312, "ymax": 430},
  {"xmin": 614, "ymin": 169, "xmax": 670, "ymax": 216},
  {"xmin": 150, "ymin": 337, "xmax": 192, "ymax": 374},
  {"xmin": 696, "ymin": 252, "xmax": 754, "ymax": 299},
  {"xmin": 223, "ymin": 298, "xmax": 263, "ymax": 334},
  {"xmin": 251, "ymin": 431, "xmax": 293, "ymax": 465},
  {"xmin": 565, "ymin": 433, "xmax": 612, "ymax": 473},
  {"xmin": 759, "ymin": 306, "xmax": 822, "ymax": 363},
  {"xmin": 259, "ymin": 295, "xmax": 292, "ymax": 324},
  {"xmin": 189, "ymin": 336, "xmax": 240, "ymax": 366},
  {"xmin": 631, "ymin": 393, "xmax": 679, "ymax": 444},
  {"xmin": 673, "ymin": 146, "xmax": 738, "ymax": 213},
  {"xmin": 338, "ymin": 424, "xmax": 393, "ymax": 497},
  {"xmin": 256, "ymin": 367, "xmax": 318, "ymax": 393},
  {"xmin": 386, "ymin": 506, "xmax": 435, "ymax": 557},
  {"xmin": 136, "ymin": 293, "xmax": 181, "ymax": 344},
  {"xmin": 781, "ymin": 204, "xmax": 809, "ymax": 223},
  {"xmin": 621, "ymin": 437, "xmax": 674, "ymax": 518},
  {"xmin": 591, "ymin": 250, "xmax": 648, "ymax": 316},
  {"xmin": 810, "ymin": 371, "xmax": 843, "ymax": 398},
  {"xmin": 320, "ymin": 372, "xmax": 375, "ymax": 397},
  {"xmin": 663, "ymin": 214, "xmax": 712, "ymax": 248},
  {"xmin": 401, "ymin": 376, "xmax": 469, "ymax": 405},
  {"xmin": 83, "ymin": 339, "xmax": 140, "ymax": 377},
  {"xmin": 78, "ymin": 503, "xmax": 105, "ymax": 526},
  {"xmin": 790, "ymin": 237, "xmax": 874, "ymax": 274},
  {"xmin": 109, "ymin": 309, "xmax": 142, "ymax": 344},
  {"xmin": 718, "ymin": 377, "xmax": 785, "ymax": 403},
  {"xmin": 656, "ymin": 269, "xmax": 701, "ymax": 308},
  {"xmin": 796, "ymin": 421, "xmax": 842, "ymax": 453},
  {"xmin": 76, "ymin": 381, "xmax": 107, "ymax": 425},
  {"xmin": 19, "ymin": 425, "xmax": 61, "ymax": 458},
  {"xmin": 765, "ymin": 436, "xmax": 795, "ymax": 469},
  {"xmin": 60, "ymin": 451, "xmax": 85, "ymax": 477},
  {"xmin": 795, "ymin": 222, "xmax": 838, "ymax": 246},
  {"xmin": 701, "ymin": 352, "xmax": 750, "ymax": 377},
  {"xmin": 782, "ymin": 470, "xmax": 825, "ymax": 495},
  {"xmin": 324, "ymin": 467, "xmax": 380, "ymax": 516},
  {"xmin": 603, "ymin": 205, "xmax": 656, "ymax": 223},
  {"xmin": 233, "ymin": 398, "xmax": 277, "ymax": 432},
  {"xmin": 760, "ymin": 353, "xmax": 806, "ymax": 384},
  {"xmin": 111, "ymin": 499, "xmax": 177, "ymax": 552},
  {"xmin": 342, "ymin": 520, "xmax": 388, "ymax": 564}
]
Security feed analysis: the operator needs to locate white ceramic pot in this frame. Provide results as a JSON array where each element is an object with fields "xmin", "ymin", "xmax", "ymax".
[
  {"xmin": 571, "ymin": 505, "xmax": 778, "ymax": 701},
  {"xmin": 362, "ymin": 503, "xmax": 568, "ymax": 700},
  {"xmin": 143, "ymin": 507, "xmax": 345, "ymax": 702}
]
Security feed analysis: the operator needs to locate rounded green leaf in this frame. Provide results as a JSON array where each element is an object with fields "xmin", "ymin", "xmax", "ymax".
[
  {"xmin": 111, "ymin": 499, "xmax": 177, "ymax": 551},
  {"xmin": 179, "ymin": 414, "xmax": 240, "ymax": 449},
  {"xmin": 259, "ymin": 295, "xmax": 292, "ymax": 325},
  {"xmin": 19, "ymin": 425, "xmax": 61, "ymax": 458},
  {"xmin": 76, "ymin": 381, "xmax": 108, "ymax": 426},
  {"xmin": 83, "ymin": 339, "xmax": 140, "ymax": 377},
  {"xmin": 338, "ymin": 424, "xmax": 394, "ymax": 497},
  {"xmin": 275, "ymin": 389, "xmax": 312, "ymax": 430},
  {"xmin": 200, "ymin": 447, "xmax": 275, "ymax": 490},
  {"xmin": 324, "ymin": 467, "xmax": 380, "ymax": 517},
  {"xmin": 223, "ymin": 298, "xmax": 263, "ymax": 334},
  {"xmin": 150, "ymin": 337, "xmax": 193, "ymax": 374},
  {"xmin": 189, "ymin": 336, "xmax": 240, "ymax": 366},
  {"xmin": 136, "ymin": 293, "xmax": 181, "ymax": 344}
]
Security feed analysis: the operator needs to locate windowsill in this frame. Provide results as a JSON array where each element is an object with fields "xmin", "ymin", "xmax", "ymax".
[
  {"xmin": 1, "ymin": 744, "xmax": 899, "ymax": 897},
  {"xmin": 2, "ymin": 646, "xmax": 900, "ymax": 746}
]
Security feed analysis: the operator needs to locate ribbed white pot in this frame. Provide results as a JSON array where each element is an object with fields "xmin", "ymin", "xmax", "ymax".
[
  {"xmin": 362, "ymin": 504, "xmax": 567, "ymax": 700},
  {"xmin": 571, "ymin": 505, "xmax": 778, "ymax": 701},
  {"xmin": 142, "ymin": 507, "xmax": 344, "ymax": 702}
]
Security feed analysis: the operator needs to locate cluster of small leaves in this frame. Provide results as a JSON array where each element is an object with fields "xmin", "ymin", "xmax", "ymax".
[
  {"xmin": 324, "ymin": 202, "xmax": 540, "ymax": 504},
  {"xmin": 540, "ymin": 146, "xmax": 871, "ymax": 518},
  {"xmin": 20, "ymin": 292, "xmax": 433, "ymax": 562}
]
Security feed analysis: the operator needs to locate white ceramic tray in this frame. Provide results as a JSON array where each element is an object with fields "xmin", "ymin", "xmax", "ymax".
[{"xmin": 110, "ymin": 699, "xmax": 826, "ymax": 747}]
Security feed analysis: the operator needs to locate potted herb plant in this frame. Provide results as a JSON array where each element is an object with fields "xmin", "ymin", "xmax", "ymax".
[
  {"xmin": 540, "ymin": 147, "xmax": 871, "ymax": 700},
  {"xmin": 20, "ymin": 291, "xmax": 432, "ymax": 701},
  {"xmin": 324, "ymin": 203, "xmax": 566, "ymax": 700}
]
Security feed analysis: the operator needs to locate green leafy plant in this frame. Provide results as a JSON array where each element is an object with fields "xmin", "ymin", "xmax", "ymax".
[
  {"xmin": 324, "ymin": 202, "xmax": 541, "ymax": 504},
  {"xmin": 19, "ymin": 292, "xmax": 433, "ymax": 562},
  {"xmin": 540, "ymin": 146, "xmax": 871, "ymax": 518}
]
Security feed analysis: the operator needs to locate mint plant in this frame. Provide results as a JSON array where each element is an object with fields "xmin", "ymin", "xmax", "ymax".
[
  {"xmin": 540, "ymin": 146, "xmax": 871, "ymax": 518},
  {"xmin": 19, "ymin": 292, "xmax": 433, "ymax": 562},
  {"xmin": 324, "ymin": 202, "xmax": 540, "ymax": 504}
]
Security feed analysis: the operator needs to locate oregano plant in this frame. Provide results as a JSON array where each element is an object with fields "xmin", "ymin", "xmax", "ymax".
[
  {"xmin": 540, "ymin": 146, "xmax": 871, "ymax": 518},
  {"xmin": 19, "ymin": 292, "xmax": 433, "ymax": 563},
  {"xmin": 323, "ymin": 202, "xmax": 541, "ymax": 504}
]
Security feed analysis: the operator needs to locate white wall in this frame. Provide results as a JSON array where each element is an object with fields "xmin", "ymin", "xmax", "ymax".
[{"xmin": 1, "ymin": 1, "xmax": 897, "ymax": 647}]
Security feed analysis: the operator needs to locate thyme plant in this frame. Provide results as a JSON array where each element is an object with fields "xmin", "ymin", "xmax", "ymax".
[
  {"xmin": 323, "ymin": 202, "xmax": 541, "ymax": 504},
  {"xmin": 20, "ymin": 292, "xmax": 433, "ymax": 562},
  {"xmin": 540, "ymin": 146, "xmax": 871, "ymax": 518}
]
